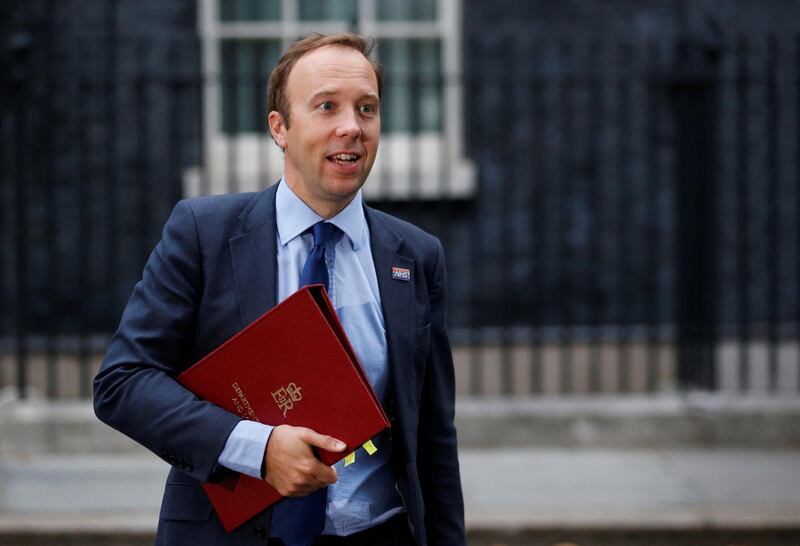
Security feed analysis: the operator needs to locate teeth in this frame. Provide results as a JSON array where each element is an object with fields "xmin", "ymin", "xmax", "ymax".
[{"xmin": 332, "ymin": 153, "xmax": 357, "ymax": 161}]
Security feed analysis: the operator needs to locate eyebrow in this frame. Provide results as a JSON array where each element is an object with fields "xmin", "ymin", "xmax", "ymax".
[{"xmin": 308, "ymin": 88, "xmax": 380, "ymax": 104}]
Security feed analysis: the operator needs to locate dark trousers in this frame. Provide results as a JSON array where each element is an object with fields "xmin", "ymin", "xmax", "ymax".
[{"xmin": 268, "ymin": 514, "xmax": 414, "ymax": 546}]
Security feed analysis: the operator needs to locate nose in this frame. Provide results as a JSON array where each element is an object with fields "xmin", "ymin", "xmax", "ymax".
[{"xmin": 335, "ymin": 108, "xmax": 362, "ymax": 139}]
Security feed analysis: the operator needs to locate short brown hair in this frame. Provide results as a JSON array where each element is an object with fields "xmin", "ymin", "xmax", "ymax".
[{"xmin": 267, "ymin": 33, "xmax": 383, "ymax": 129}]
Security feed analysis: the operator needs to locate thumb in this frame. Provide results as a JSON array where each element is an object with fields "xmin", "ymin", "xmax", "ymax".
[{"xmin": 302, "ymin": 430, "xmax": 347, "ymax": 453}]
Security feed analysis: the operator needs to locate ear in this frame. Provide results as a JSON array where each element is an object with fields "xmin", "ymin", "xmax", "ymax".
[{"xmin": 268, "ymin": 110, "xmax": 287, "ymax": 149}]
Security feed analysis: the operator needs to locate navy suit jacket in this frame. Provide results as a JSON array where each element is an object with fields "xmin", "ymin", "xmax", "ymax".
[{"xmin": 93, "ymin": 184, "xmax": 465, "ymax": 546}]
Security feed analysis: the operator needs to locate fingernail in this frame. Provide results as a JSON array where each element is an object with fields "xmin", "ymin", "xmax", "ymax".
[{"xmin": 335, "ymin": 441, "xmax": 346, "ymax": 450}]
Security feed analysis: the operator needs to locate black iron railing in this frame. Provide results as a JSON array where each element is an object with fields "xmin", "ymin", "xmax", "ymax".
[{"xmin": 1, "ymin": 27, "xmax": 798, "ymax": 398}]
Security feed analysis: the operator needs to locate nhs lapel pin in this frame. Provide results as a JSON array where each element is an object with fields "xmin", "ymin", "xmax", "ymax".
[{"xmin": 392, "ymin": 266, "xmax": 411, "ymax": 282}]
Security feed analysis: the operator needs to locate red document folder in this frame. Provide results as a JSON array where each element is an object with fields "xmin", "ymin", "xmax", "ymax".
[{"xmin": 177, "ymin": 285, "xmax": 390, "ymax": 532}]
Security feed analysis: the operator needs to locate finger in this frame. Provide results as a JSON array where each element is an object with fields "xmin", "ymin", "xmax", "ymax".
[
  {"xmin": 312, "ymin": 462, "xmax": 338, "ymax": 485},
  {"xmin": 287, "ymin": 473, "xmax": 329, "ymax": 496},
  {"xmin": 301, "ymin": 429, "xmax": 346, "ymax": 453},
  {"xmin": 267, "ymin": 471, "xmax": 323, "ymax": 496},
  {"xmin": 297, "ymin": 478, "xmax": 324, "ymax": 492},
  {"xmin": 285, "ymin": 484, "xmax": 324, "ymax": 497}
]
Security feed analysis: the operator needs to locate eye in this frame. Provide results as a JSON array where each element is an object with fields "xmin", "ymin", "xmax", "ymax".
[
  {"xmin": 319, "ymin": 101, "xmax": 334, "ymax": 111},
  {"xmin": 360, "ymin": 103, "xmax": 377, "ymax": 115}
]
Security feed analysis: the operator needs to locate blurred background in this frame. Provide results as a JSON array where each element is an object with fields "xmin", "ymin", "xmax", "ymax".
[{"xmin": 1, "ymin": 0, "xmax": 799, "ymax": 545}]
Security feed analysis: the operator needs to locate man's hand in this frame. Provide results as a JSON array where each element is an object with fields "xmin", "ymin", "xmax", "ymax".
[{"xmin": 264, "ymin": 425, "xmax": 346, "ymax": 497}]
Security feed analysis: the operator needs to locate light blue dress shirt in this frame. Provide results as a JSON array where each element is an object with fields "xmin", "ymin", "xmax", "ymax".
[{"xmin": 217, "ymin": 180, "xmax": 403, "ymax": 536}]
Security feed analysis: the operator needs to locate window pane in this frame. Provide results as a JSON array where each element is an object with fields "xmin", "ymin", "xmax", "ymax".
[
  {"xmin": 220, "ymin": 40, "xmax": 281, "ymax": 133},
  {"xmin": 299, "ymin": 0, "xmax": 358, "ymax": 21},
  {"xmin": 378, "ymin": 39, "xmax": 441, "ymax": 132},
  {"xmin": 219, "ymin": 0, "xmax": 280, "ymax": 21},
  {"xmin": 376, "ymin": 0, "xmax": 436, "ymax": 21}
]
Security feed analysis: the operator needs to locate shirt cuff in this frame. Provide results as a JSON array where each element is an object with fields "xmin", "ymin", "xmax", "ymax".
[{"xmin": 217, "ymin": 420, "xmax": 273, "ymax": 480}]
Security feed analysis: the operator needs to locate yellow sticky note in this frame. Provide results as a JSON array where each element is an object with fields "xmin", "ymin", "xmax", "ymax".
[
  {"xmin": 362, "ymin": 439, "xmax": 378, "ymax": 455},
  {"xmin": 344, "ymin": 452, "xmax": 356, "ymax": 467}
]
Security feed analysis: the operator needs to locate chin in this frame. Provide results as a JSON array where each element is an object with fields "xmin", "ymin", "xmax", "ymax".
[{"xmin": 325, "ymin": 177, "xmax": 367, "ymax": 198}]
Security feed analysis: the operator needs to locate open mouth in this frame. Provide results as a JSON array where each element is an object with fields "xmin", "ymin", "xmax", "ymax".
[{"xmin": 327, "ymin": 152, "xmax": 361, "ymax": 166}]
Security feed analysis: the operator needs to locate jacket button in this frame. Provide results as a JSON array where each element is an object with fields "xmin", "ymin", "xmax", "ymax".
[{"xmin": 254, "ymin": 526, "xmax": 267, "ymax": 539}]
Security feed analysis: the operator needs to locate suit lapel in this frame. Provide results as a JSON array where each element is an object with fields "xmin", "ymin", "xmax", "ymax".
[
  {"xmin": 229, "ymin": 185, "xmax": 279, "ymax": 327},
  {"xmin": 365, "ymin": 207, "xmax": 415, "ymax": 408}
]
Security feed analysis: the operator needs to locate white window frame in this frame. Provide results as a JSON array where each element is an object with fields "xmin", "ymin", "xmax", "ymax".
[{"xmin": 187, "ymin": 0, "xmax": 475, "ymax": 200}]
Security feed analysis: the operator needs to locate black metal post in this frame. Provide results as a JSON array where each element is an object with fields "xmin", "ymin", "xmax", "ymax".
[
  {"xmin": 9, "ymin": 29, "xmax": 32, "ymax": 400},
  {"xmin": 671, "ymin": 36, "xmax": 721, "ymax": 390}
]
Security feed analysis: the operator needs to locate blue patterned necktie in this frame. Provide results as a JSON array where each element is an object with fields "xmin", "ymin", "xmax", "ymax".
[{"xmin": 271, "ymin": 221, "xmax": 337, "ymax": 546}]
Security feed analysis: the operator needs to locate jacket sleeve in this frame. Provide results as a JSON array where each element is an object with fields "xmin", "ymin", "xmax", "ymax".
[
  {"xmin": 93, "ymin": 200, "xmax": 241, "ymax": 483},
  {"xmin": 418, "ymin": 239, "xmax": 466, "ymax": 545}
]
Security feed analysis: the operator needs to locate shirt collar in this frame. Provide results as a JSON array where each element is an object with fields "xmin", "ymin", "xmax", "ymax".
[{"xmin": 275, "ymin": 178, "xmax": 368, "ymax": 251}]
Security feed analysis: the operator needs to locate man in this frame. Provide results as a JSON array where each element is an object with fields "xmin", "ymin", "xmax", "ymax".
[{"xmin": 93, "ymin": 33, "xmax": 465, "ymax": 546}]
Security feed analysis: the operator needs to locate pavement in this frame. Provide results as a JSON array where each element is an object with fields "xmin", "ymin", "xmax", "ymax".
[
  {"xmin": 1, "ymin": 448, "xmax": 799, "ymax": 535},
  {"xmin": 1, "ymin": 397, "xmax": 799, "ymax": 544},
  {"xmin": 461, "ymin": 448, "xmax": 800, "ymax": 531}
]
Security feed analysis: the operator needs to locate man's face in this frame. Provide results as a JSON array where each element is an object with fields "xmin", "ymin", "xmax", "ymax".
[{"xmin": 269, "ymin": 45, "xmax": 380, "ymax": 217}]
